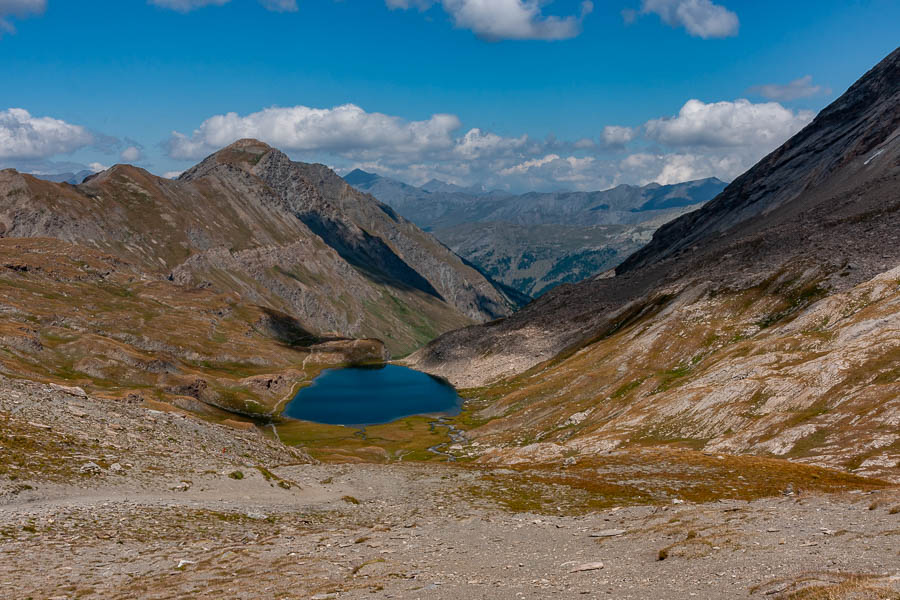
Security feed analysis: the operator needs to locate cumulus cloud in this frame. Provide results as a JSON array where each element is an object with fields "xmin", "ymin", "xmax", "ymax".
[
  {"xmin": 454, "ymin": 128, "xmax": 529, "ymax": 159},
  {"xmin": 120, "ymin": 145, "xmax": 143, "ymax": 162},
  {"xmin": 0, "ymin": 108, "xmax": 94, "ymax": 159},
  {"xmin": 166, "ymin": 95, "xmax": 818, "ymax": 193},
  {"xmin": 748, "ymin": 75, "xmax": 828, "ymax": 102},
  {"xmin": 259, "ymin": 0, "xmax": 298, "ymax": 11},
  {"xmin": 622, "ymin": 153, "xmax": 744, "ymax": 185},
  {"xmin": 387, "ymin": 0, "xmax": 593, "ymax": 41},
  {"xmin": 496, "ymin": 154, "xmax": 603, "ymax": 189},
  {"xmin": 644, "ymin": 98, "xmax": 814, "ymax": 148},
  {"xmin": 638, "ymin": 0, "xmax": 738, "ymax": 39},
  {"xmin": 602, "ymin": 125, "xmax": 636, "ymax": 148},
  {"xmin": 149, "ymin": 0, "xmax": 229, "ymax": 12},
  {"xmin": 619, "ymin": 99, "xmax": 814, "ymax": 185},
  {"xmin": 149, "ymin": 0, "xmax": 296, "ymax": 12},
  {"xmin": 385, "ymin": 0, "xmax": 432, "ymax": 9},
  {"xmin": 498, "ymin": 153, "xmax": 562, "ymax": 176},
  {"xmin": 0, "ymin": 0, "xmax": 45, "ymax": 34},
  {"xmin": 166, "ymin": 104, "xmax": 463, "ymax": 160}
]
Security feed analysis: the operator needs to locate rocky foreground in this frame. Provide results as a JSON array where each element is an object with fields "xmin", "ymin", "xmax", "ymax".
[{"xmin": 2, "ymin": 376, "xmax": 899, "ymax": 599}]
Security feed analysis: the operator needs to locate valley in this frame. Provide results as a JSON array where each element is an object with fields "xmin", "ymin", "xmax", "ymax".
[
  {"xmin": 346, "ymin": 170, "xmax": 725, "ymax": 297},
  {"xmin": 0, "ymin": 27, "xmax": 898, "ymax": 600}
]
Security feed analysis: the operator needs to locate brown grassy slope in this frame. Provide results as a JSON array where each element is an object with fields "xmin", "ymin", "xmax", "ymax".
[
  {"xmin": 0, "ymin": 237, "xmax": 386, "ymax": 416},
  {"xmin": 458, "ymin": 262, "xmax": 900, "ymax": 480},
  {"xmin": 0, "ymin": 151, "xmax": 475, "ymax": 355}
]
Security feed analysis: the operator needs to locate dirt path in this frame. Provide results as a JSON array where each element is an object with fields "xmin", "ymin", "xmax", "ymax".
[{"xmin": 2, "ymin": 375, "xmax": 900, "ymax": 599}]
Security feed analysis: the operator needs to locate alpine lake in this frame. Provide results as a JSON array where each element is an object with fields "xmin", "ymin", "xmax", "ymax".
[{"xmin": 274, "ymin": 364, "xmax": 468, "ymax": 462}]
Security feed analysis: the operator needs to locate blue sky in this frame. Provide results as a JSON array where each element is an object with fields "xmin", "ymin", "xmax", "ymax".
[{"xmin": 1, "ymin": 0, "xmax": 898, "ymax": 191}]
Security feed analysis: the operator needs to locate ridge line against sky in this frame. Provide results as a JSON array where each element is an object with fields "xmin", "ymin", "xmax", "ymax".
[{"xmin": 1, "ymin": 0, "xmax": 898, "ymax": 192}]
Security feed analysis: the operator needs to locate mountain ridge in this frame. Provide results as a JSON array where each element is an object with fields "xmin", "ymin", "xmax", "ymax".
[
  {"xmin": 0, "ymin": 139, "xmax": 518, "ymax": 357},
  {"xmin": 403, "ymin": 47, "xmax": 900, "ymax": 477}
]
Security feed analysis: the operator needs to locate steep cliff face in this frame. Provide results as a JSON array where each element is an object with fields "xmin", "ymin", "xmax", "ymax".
[
  {"xmin": 0, "ymin": 140, "xmax": 516, "ymax": 355},
  {"xmin": 405, "ymin": 48, "xmax": 900, "ymax": 476}
]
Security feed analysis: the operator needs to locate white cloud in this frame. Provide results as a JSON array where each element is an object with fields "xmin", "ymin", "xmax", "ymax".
[
  {"xmin": 499, "ymin": 153, "xmax": 561, "ymax": 176},
  {"xmin": 259, "ymin": 0, "xmax": 297, "ymax": 11},
  {"xmin": 0, "ymin": 0, "xmax": 45, "ymax": 33},
  {"xmin": 149, "ymin": 0, "xmax": 296, "ymax": 12},
  {"xmin": 163, "ymin": 170, "xmax": 184, "ymax": 179},
  {"xmin": 618, "ymin": 151, "xmax": 768, "ymax": 186},
  {"xmin": 167, "ymin": 94, "xmax": 818, "ymax": 193},
  {"xmin": 644, "ymin": 98, "xmax": 814, "ymax": 148},
  {"xmin": 639, "ymin": 0, "xmax": 738, "ymax": 39},
  {"xmin": 748, "ymin": 75, "xmax": 827, "ymax": 102},
  {"xmin": 497, "ymin": 154, "xmax": 602, "ymax": 189},
  {"xmin": 120, "ymin": 145, "xmax": 142, "ymax": 162},
  {"xmin": 454, "ymin": 128, "xmax": 528, "ymax": 159},
  {"xmin": 149, "ymin": 0, "xmax": 229, "ymax": 12},
  {"xmin": 0, "ymin": 108, "xmax": 94, "ymax": 159},
  {"xmin": 387, "ymin": 0, "xmax": 593, "ymax": 41},
  {"xmin": 602, "ymin": 125, "xmax": 636, "ymax": 147},
  {"xmin": 651, "ymin": 153, "xmax": 742, "ymax": 185},
  {"xmin": 166, "ymin": 104, "xmax": 462, "ymax": 160},
  {"xmin": 88, "ymin": 162, "xmax": 109, "ymax": 173},
  {"xmin": 385, "ymin": 0, "xmax": 432, "ymax": 9}
]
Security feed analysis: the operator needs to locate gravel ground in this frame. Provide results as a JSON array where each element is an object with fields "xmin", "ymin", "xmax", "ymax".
[{"xmin": 2, "ymin": 377, "xmax": 899, "ymax": 599}]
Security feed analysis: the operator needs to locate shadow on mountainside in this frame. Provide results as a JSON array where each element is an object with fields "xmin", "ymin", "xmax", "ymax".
[
  {"xmin": 299, "ymin": 213, "xmax": 446, "ymax": 302},
  {"xmin": 255, "ymin": 307, "xmax": 322, "ymax": 348}
]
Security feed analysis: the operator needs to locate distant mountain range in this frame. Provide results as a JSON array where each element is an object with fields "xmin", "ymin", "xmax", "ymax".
[
  {"xmin": 28, "ymin": 170, "xmax": 94, "ymax": 185},
  {"xmin": 345, "ymin": 169, "xmax": 726, "ymax": 296}
]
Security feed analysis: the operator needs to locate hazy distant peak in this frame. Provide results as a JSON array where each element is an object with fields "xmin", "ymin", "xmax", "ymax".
[
  {"xmin": 343, "ymin": 169, "xmax": 381, "ymax": 186},
  {"xmin": 27, "ymin": 169, "xmax": 95, "ymax": 185}
]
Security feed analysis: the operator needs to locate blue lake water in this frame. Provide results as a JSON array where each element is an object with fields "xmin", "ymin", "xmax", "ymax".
[{"xmin": 283, "ymin": 364, "xmax": 461, "ymax": 426}]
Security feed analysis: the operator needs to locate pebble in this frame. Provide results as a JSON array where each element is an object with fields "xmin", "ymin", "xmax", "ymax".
[
  {"xmin": 79, "ymin": 462, "xmax": 102, "ymax": 474},
  {"xmin": 590, "ymin": 529, "xmax": 626, "ymax": 538},
  {"xmin": 569, "ymin": 562, "xmax": 604, "ymax": 573}
]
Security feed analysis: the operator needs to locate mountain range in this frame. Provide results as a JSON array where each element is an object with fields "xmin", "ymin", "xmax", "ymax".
[
  {"xmin": 27, "ymin": 169, "xmax": 95, "ymax": 185},
  {"xmin": 0, "ymin": 139, "xmax": 520, "ymax": 415},
  {"xmin": 346, "ymin": 169, "xmax": 725, "ymax": 296},
  {"xmin": 407, "ymin": 46, "xmax": 900, "ymax": 479}
]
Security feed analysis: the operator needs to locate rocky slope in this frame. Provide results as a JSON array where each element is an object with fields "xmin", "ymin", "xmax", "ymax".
[
  {"xmin": 346, "ymin": 170, "xmax": 725, "ymax": 296},
  {"xmin": 0, "ymin": 140, "xmax": 516, "ymax": 356},
  {"xmin": 3, "ymin": 375, "xmax": 898, "ymax": 599},
  {"xmin": 406, "ymin": 47, "xmax": 900, "ymax": 477}
]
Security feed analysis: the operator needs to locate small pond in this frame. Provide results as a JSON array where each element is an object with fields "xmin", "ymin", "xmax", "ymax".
[{"xmin": 282, "ymin": 364, "xmax": 461, "ymax": 426}]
